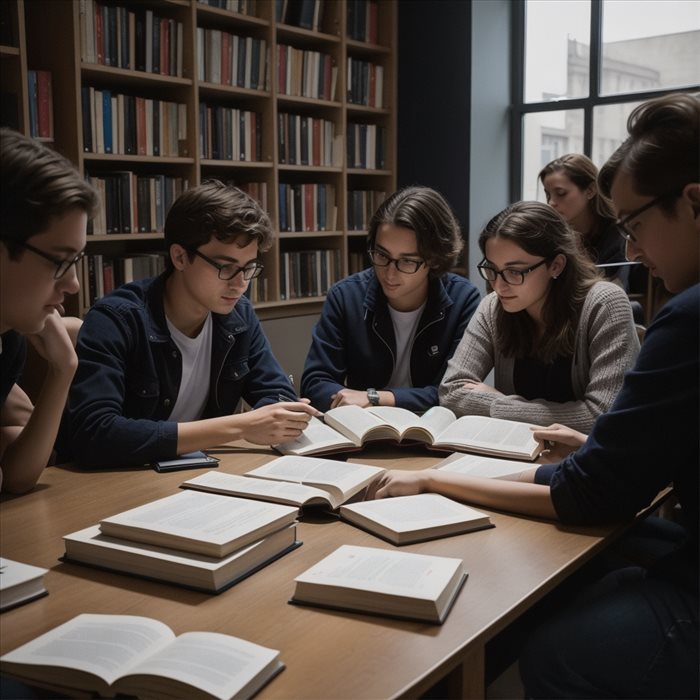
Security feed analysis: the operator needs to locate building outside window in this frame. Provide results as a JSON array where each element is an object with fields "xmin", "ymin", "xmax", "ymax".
[{"xmin": 513, "ymin": 0, "xmax": 700, "ymax": 202}]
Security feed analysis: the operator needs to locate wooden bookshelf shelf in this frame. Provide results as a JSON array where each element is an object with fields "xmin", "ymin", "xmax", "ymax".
[{"xmin": 1, "ymin": 0, "xmax": 397, "ymax": 315}]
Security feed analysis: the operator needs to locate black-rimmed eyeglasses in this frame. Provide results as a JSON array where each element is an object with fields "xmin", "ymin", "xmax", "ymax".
[
  {"xmin": 477, "ymin": 258, "xmax": 549, "ymax": 286},
  {"xmin": 12, "ymin": 240, "xmax": 85, "ymax": 279},
  {"xmin": 367, "ymin": 249, "xmax": 426, "ymax": 274},
  {"xmin": 617, "ymin": 190, "xmax": 683, "ymax": 243},
  {"xmin": 193, "ymin": 250, "xmax": 264, "ymax": 280}
]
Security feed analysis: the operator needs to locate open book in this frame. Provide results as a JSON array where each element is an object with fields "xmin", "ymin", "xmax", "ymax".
[
  {"xmin": 0, "ymin": 613, "xmax": 283, "ymax": 700},
  {"xmin": 433, "ymin": 452, "xmax": 537, "ymax": 480},
  {"xmin": 99, "ymin": 491, "xmax": 298, "ymax": 558},
  {"xmin": 0, "ymin": 558, "xmax": 48, "ymax": 612},
  {"xmin": 339, "ymin": 493, "xmax": 493, "ymax": 545},
  {"xmin": 182, "ymin": 456, "xmax": 386, "ymax": 510},
  {"xmin": 63, "ymin": 524, "xmax": 299, "ymax": 593},
  {"xmin": 279, "ymin": 405, "xmax": 542, "ymax": 460},
  {"xmin": 290, "ymin": 544, "xmax": 466, "ymax": 624}
]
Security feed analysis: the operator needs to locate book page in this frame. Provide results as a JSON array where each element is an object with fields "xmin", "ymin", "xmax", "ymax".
[
  {"xmin": 341, "ymin": 493, "xmax": 489, "ymax": 531},
  {"xmin": 182, "ymin": 471, "xmax": 335, "ymax": 507},
  {"xmin": 247, "ymin": 456, "xmax": 384, "ymax": 502},
  {"xmin": 119, "ymin": 632, "xmax": 280, "ymax": 700},
  {"xmin": 100, "ymin": 491, "xmax": 297, "ymax": 545},
  {"xmin": 275, "ymin": 416, "xmax": 356, "ymax": 455},
  {"xmin": 0, "ymin": 558, "xmax": 48, "ymax": 591},
  {"xmin": 295, "ymin": 545, "xmax": 462, "ymax": 600},
  {"xmin": 365, "ymin": 406, "xmax": 423, "ymax": 434},
  {"xmin": 411, "ymin": 406, "xmax": 457, "ymax": 442},
  {"xmin": 436, "ymin": 416, "xmax": 539, "ymax": 457},
  {"xmin": 324, "ymin": 405, "xmax": 390, "ymax": 442},
  {"xmin": 434, "ymin": 453, "xmax": 535, "ymax": 479},
  {"xmin": 0, "ymin": 614, "xmax": 174, "ymax": 686}
]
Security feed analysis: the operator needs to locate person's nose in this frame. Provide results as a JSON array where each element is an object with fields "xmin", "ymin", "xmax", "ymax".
[{"xmin": 58, "ymin": 263, "xmax": 80, "ymax": 296}]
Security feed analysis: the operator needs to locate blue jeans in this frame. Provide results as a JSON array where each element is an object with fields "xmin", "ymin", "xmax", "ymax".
[{"xmin": 519, "ymin": 565, "xmax": 699, "ymax": 699}]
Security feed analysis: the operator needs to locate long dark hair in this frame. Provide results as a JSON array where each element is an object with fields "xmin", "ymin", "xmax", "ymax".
[{"xmin": 479, "ymin": 201, "xmax": 601, "ymax": 362}]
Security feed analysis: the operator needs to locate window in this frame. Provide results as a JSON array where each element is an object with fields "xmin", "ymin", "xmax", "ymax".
[{"xmin": 512, "ymin": 0, "xmax": 700, "ymax": 201}]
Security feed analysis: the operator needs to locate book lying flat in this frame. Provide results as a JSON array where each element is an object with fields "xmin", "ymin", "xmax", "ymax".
[
  {"xmin": 182, "ymin": 456, "xmax": 386, "ymax": 511},
  {"xmin": 278, "ymin": 405, "xmax": 542, "ymax": 460},
  {"xmin": 63, "ymin": 524, "xmax": 299, "ymax": 593},
  {"xmin": 433, "ymin": 452, "xmax": 537, "ymax": 480},
  {"xmin": 339, "ymin": 494, "xmax": 493, "ymax": 545},
  {"xmin": 99, "ymin": 491, "xmax": 298, "ymax": 558},
  {"xmin": 0, "ymin": 613, "xmax": 284, "ymax": 700},
  {"xmin": 290, "ymin": 544, "xmax": 467, "ymax": 624},
  {"xmin": 0, "ymin": 558, "xmax": 49, "ymax": 612}
]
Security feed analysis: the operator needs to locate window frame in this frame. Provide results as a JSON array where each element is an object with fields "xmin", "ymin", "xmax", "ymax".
[{"xmin": 509, "ymin": 0, "xmax": 698, "ymax": 200}]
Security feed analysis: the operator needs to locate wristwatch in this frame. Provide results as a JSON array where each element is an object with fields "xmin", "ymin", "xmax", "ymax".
[{"xmin": 367, "ymin": 388, "xmax": 380, "ymax": 406}]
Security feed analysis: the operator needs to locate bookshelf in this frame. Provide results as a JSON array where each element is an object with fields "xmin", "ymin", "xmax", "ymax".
[{"xmin": 0, "ymin": 0, "xmax": 397, "ymax": 320}]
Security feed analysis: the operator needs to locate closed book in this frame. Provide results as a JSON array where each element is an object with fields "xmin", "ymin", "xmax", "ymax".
[
  {"xmin": 0, "ymin": 557, "xmax": 48, "ymax": 612},
  {"xmin": 35, "ymin": 70, "xmax": 52, "ymax": 139}
]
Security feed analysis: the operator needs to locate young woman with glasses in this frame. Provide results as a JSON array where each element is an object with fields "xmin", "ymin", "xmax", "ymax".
[
  {"xmin": 0, "ymin": 128, "xmax": 99, "ymax": 494},
  {"xmin": 439, "ymin": 199, "xmax": 639, "ymax": 432},
  {"xmin": 59, "ymin": 180, "xmax": 320, "ymax": 468},
  {"xmin": 369, "ymin": 92, "xmax": 699, "ymax": 699},
  {"xmin": 300, "ymin": 186, "xmax": 481, "ymax": 412}
]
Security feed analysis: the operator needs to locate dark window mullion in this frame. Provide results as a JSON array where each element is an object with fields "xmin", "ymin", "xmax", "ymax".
[
  {"xmin": 510, "ymin": 0, "xmax": 526, "ymax": 202},
  {"xmin": 585, "ymin": 0, "xmax": 604, "ymax": 155}
]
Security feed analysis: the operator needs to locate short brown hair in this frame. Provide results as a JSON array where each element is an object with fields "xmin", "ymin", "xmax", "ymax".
[
  {"xmin": 0, "ymin": 128, "xmax": 99, "ymax": 257},
  {"xmin": 367, "ymin": 186, "xmax": 464, "ymax": 276},
  {"xmin": 164, "ymin": 180, "xmax": 273, "ymax": 272},
  {"xmin": 599, "ymin": 92, "xmax": 700, "ymax": 211}
]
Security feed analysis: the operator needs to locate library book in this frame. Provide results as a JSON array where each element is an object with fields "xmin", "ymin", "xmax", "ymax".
[{"xmin": 0, "ymin": 558, "xmax": 48, "ymax": 612}]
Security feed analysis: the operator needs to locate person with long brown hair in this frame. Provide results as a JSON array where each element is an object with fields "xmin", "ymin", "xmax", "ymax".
[{"xmin": 439, "ymin": 200, "xmax": 639, "ymax": 432}]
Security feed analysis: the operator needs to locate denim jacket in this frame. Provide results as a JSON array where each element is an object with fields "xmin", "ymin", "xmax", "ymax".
[
  {"xmin": 300, "ymin": 269, "xmax": 481, "ymax": 412},
  {"xmin": 59, "ymin": 274, "xmax": 294, "ymax": 468}
]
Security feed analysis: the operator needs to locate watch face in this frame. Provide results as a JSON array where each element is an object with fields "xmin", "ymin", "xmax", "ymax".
[{"xmin": 367, "ymin": 389, "xmax": 380, "ymax": 406}]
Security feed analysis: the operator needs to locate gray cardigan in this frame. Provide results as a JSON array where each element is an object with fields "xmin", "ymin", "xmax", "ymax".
[{"xmin": 439, "ymin": 281, "xmax": 640, "ymax": 432}]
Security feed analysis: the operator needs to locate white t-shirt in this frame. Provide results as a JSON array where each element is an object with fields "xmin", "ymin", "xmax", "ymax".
[
  {"xmin": 387, "ymin": 302, "xmax": 425, "ymax": 388},
  {"xmin": 165, "ymin": 313, "xmax": 213, "ymax": 422}
]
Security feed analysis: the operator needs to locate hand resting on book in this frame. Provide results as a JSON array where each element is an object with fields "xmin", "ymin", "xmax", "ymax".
[{"xmin": 532, "ymin": 423, "xmax": 587, "ymax": 464}]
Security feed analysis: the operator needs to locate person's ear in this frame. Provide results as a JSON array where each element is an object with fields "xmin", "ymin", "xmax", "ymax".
[
  {"xmin": 682, "ymin": 183, "xmax": 700, "ymax": 220},
  {"xmin": 586, "ymin": 185, "xmax": 596, "ymax": 200},
  {"xmin": 169, "ymin": 244, "xmax": 189, "ymax": 271},
  {"xmin": 550, "ymin": 253, "xmax": 567, "ymax": 279}
]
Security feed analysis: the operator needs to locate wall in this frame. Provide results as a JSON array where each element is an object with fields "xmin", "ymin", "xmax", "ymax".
[{"xmin": 261, "ymin": 314, "xmax": 318, "ymax": 393}]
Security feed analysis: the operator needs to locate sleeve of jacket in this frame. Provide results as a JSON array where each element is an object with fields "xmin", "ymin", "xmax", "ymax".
[
  {"xmin": 300, "ymin": 285, "xmax": 349, "ymax": 412},
  {"xmin": 392, "ymin": 279, "xmax": 482, "ymax": 412},
  {"xmin": 61, "ymin": 305, "xmax": 178, "ymax": 468},
  {"xmin": 238, "ymin": 300, "xmax": 297, "ymax": 408},
  {"xmin": 486, "ymin": 283, "xmax": 640, "ymax": 432}
]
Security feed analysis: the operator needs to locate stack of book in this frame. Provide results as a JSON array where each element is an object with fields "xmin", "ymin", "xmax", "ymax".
[{"xmin": 62, "ymin": 491, "xmax": 301, "ymax": 593}]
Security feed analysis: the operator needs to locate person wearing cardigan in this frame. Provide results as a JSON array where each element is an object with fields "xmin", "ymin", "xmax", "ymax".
[{"xmin": 439, "ymin": 201, "xmax": 639, "ymax": 433}]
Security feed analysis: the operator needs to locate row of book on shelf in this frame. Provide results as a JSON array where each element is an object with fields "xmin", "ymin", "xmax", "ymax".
[
  {"xmin": 279, "ymin": 248, "xmax": 342, "ymax": 300},
  {"xmin": 26, "ymin": 70, "xmax": 53, "ymax": 140},
  {"xmin": 278, "ymin": 113, "xmax": 339, "ymax": 167},
  {"xmin": 197, "ymin": 29, "xmax": 268, "ymax": 90},
  {"xmin": 347, "ymin": 57, "xmax": 384, "ymax": 108},
  {"xmin": 81, "ymin": 87, "xmax": 187, "ymax": 157},
  {"xmin": 201, "ymin": 0, "xmax": 258, "ymax": 15},
  {"xmin": 277, "ymin": 44, "xmax": 338, "ymax": 101},
  {"xmin": 278, "ymin": 183, "xmax": 337, "ymax": 232},
  {"xmin": 199, "ymin": 104, "xmax": 262, "ymax": 161},
  {"xmin": 347, "ymin": 122, "xmax": 386, "ymax": 169},
  {"xmin": 80, "ymin": 1, "xmax": 184, "ymax": 77},
  {"xmin": 347, "ymin": 189, "xmax": 386, "ymax": 230},
  {"xmin": 277, "ymin": 0, "xmax": 325, "ymax": 31}
]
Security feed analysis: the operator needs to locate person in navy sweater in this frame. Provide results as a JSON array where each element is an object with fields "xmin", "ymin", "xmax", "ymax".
[
  {"xmin": 301, "ymin": 186, "xmax": 481, "ymax": 413},
  {"xmin": 368, "ymin": 93, "xmax": 699, "ymax": 698},
  {"xmin": 60, "ymin": 181, "xmax": 319, "ymax": 468}
]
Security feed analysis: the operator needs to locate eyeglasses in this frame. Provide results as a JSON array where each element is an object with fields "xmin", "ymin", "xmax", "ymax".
[
  {"xmin": 477, "ymin": 258, "xmax": 549, "ymax": 286},
  {"xmin": 367, "ymin": 249, "xmax": 426, "ymax": 274},
  {"xmin": 193, "ymin": 250, "xmax": 264, "ymax": 281},
  {"xmin": 617, "ymin": 191, "xmax": 682, "ymax": 243},
  {"xmin": 13, "ymin": 240, "xmax": 85, "ymax": 279}
]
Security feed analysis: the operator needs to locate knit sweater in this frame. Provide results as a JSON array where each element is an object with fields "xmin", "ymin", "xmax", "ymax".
[{"xmin": 439, "ymin": 281, "xmax": 639, "ymax": 432}]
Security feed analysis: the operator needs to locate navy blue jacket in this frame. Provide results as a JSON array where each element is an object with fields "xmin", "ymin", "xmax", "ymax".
[
  {"xmin": 301, "ymin": 269, "xmax": 481, "ymax": 412},
  {"xmin": 536, "ymin": 283, "xmax": 699, "ymax": 589},
  {"xmin": 59, "ymin": 275, "xmax": 294, "ymax": 468}
]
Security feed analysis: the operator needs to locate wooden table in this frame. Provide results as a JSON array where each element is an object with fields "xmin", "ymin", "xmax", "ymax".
[{"xmin": 0, "ymin": 445, "xmax": 640, "ymax": 699}]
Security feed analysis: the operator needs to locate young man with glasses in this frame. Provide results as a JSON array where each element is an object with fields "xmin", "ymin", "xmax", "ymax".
[
  {"xmin": 300, "ymin": 186, "xmax": 480, "ymax": 412},
  {"xmin": 60, "ymin": 181, "xmax": 319, "ymax": 468},
  {"xmin": 0, "ymin": 128, "xmax": 99, "ymax": 493}
]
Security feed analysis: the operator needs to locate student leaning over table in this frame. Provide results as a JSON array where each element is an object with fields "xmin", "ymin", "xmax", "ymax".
[
  {"xmin": 368, "ymin": 92, "xmax": 699, "ymax": 699},
  {"xmin": 58, "ymin": 181, "xmax": 320, "ymax": 468},
  {"xmin": 300, "ymin": 186, "xmax": 481, "ymax": 412},
  {"xmin": 0, "ymin": 128, "xmax": 98, "ymax": 494},
  {"xmin": 438, "ymin": 200, "xmax": 640, "ymax": 433}
]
